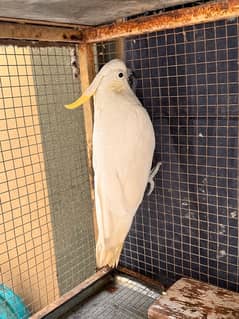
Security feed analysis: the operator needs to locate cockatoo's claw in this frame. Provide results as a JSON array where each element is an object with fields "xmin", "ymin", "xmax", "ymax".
[{"xmin": 147, "ymin": 161, "xmax": 162, "ymax": 196}]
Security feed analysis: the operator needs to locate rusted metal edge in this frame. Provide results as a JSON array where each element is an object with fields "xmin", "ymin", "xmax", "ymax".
[
  {"xmin": 117, "ymin": 266, "xmax": 165, "ymax": 292},
  {"xmin": 83, "ymin": 0, "xmax": 239, "ymax": 43},
  {"xmin": 30, "ymin": 266, "xmax": 112, "ymax": 319},
  {"xmin": 0, "ymin": 1, "xmax": 238, "ymax": 43},
  {"xmin": 0, "ymin": 21, "xmax": 84, "ymax": 43}
]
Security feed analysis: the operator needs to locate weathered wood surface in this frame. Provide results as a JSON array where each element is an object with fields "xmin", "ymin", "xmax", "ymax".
[
  {"xmin": 0, "ymin": 22, "xmax": 83, "ymax": 43},
  {"xmin": 148, "ymin": 277, "xmax": 239, "ymax": 319},
  {"xmin": 78, "ymin": 43, "xmax": 98, "ymax": 241}
]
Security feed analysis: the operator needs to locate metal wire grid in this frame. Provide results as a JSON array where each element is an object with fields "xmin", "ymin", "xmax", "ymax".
[
  {"xmin": 0, "ymin": 45, "xmax": 96, "ymax": 315},
  {"xmin": 95, "ymin": 41, "xmax": 118, "ymax": 72},
  {"xmin": 64, "ymin": 274, "xmax": 160, "ymax": 319},
  {"xmin": 94, "ymin": 19, "xmax": 239, "ymax": 292},
  {"xmin": 119, "ymin": 18, "xmax": 239, "ymax": 292}
]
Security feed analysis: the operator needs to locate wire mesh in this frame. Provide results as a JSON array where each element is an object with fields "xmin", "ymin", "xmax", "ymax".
[
  {"xmin": 123, "ymin": 17, "xmax": 239, "ymax": 292},
  {"xmin": 0, "ymin": 44, "xmax": 96, "ymax": 315},
  {"xmin": 64, "ymin": 274, "xmax": 160, "ymax": 319},
  {"xmin": 96, "ymin": 18, "xmax": 239, "ymax": 292},
  {"xmin": 95, "ymin": 41, "xmax": 120, "ymax": 72}
]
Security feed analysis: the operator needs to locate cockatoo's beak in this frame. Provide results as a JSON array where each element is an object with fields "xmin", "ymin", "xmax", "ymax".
[
  {"xmin": 65, "ymin": 72, "xmax": 102, "ymax": 109},
  {"xmin": 64, "ymin": 94, "xmax": 91, "ymax": 109}
]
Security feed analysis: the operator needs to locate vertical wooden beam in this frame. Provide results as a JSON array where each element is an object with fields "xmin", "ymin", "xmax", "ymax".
[
  {"xmin": 78, "ymin": 44, "xmax": 98, "ymax": 241},
  {"xmin": 115, "ymin": 19, "xmax": 125, "ymax": 61},
  {"xmin": 115, "ymin": 38, "xmax": 125, "ymax": 60}
]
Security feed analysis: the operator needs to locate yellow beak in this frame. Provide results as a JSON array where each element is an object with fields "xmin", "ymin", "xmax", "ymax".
[
  {"xmin": 65, "ymin": 68, "xmax": 103, "ymax": 110},
  {"xmin": 64, "ymin": 94, "xmax": 91, "ymax": 109}
]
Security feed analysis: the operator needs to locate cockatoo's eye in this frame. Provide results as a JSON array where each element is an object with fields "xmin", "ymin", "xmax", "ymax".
[{"xmin": 118, "ymin": 72, "xmax": 124, "ymax": 78}]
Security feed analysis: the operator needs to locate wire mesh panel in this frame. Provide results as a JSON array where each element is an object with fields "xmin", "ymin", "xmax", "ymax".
[
  {"xmin": 95, "ymin": 18, "xmax": 239, "ymax": 292},
  {"xmin": 64, "ymin": 274, "xmax": 160, "ymax": 319},
  {"xmin": 119, "ymin": 18, "xmax": 239, "ymax": 292},
  {"xmin": 0, "ymin": 44, "xmax": 96, "ymax": 315},
  {"xmin": 95, "ymin": 42, "xmax": 118, "ymax": 72},
  {"xmin": 30, "ymin": 46, "xmax": 96, "ymax": 295}
]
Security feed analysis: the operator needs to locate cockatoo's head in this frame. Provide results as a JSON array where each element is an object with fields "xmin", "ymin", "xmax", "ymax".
[{"xmin": 65, "ymin": 59, "xmax": 130, "ymax": 109}]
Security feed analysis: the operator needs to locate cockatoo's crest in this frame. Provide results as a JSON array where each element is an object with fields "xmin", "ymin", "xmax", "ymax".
[{"xmin": 65, "ymin": 59, "xmax": 129, "ymax": 109}]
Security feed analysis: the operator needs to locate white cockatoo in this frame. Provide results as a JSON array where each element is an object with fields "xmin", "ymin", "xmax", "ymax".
[{"xmin": 65, "ymin": 59, "xmax": 158, "ymax": 268}]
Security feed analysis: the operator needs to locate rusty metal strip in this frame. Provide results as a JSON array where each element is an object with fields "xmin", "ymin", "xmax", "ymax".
[
  {"xmin": 30, "ymin": 267, "xmax": 112, "ymax": 319},
  {"xmin": 83, "ymin": 0, "xmax": 239, "ymax": 43},
  {"xmin": 0, "ymin": 1, "xmax": 238, "ymax": 43},
  {"xmin": 0, "ymin": 21, "xmax": 83, "ymax": 43},
  {"xmin": 117, "ymin": 266, "xmax": 165, "ymax": 292}
]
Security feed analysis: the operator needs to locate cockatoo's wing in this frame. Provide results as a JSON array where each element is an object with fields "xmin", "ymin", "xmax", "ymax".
[{"xmin": 93, "ymin": 98, "xmax": 155, "ymax": 267}]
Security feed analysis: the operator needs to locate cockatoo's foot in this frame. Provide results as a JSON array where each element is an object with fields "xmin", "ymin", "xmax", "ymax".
[{"xmin": 147, "ymin": 161, "xmax": 162, "ymax": 196}]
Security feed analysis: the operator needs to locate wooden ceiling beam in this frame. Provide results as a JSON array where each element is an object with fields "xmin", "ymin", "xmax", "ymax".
[
  {"xmin": 0, "ymin": 16, "xmax": 89, "ymax": 29},
  {"xmin": 0, "ymin": 21, "xmax": 84, "ymax": 43}
]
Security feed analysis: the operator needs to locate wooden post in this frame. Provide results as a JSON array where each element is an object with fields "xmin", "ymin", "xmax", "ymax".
[
  {"xmin": 115, "ymin": 38, "xmax": 125, "ymax": 60},
  {"xmin": 115, "ymin": 19, "xmax": 125, "ymax": 61},
  {"xmin": 78, "ymin": 43, "xmax": 98, "ymax": 241}
]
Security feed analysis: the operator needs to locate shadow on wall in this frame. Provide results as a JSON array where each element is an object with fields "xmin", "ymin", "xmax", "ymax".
[{"xmin": 0, "ymin": 46, "xmax": 59, "ymax": 313}]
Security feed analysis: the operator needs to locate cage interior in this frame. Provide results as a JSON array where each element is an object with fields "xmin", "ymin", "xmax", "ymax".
[{"xmin": 0, "ymin": 2, "xmax": 239, "ymax": 318}]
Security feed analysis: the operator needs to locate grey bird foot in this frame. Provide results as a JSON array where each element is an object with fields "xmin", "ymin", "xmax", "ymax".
[{"xmin": 147, "ymin": 161, "xmax": 162, "ymax": 196}]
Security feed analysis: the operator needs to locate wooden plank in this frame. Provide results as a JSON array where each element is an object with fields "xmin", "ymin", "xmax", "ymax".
[
  {"xmin": 148, "ymin": 277, "xmax": 239, "ymax": 319},
  {"xmin": 30, "ymin": 267, "xmax": 112, "ymax": 319},
  {"xmin": 115, "ymin": 37, "xmax": 125, "ymax": 60},
  {"xmin": 115, "ymin": 19, "xmax": 125, "ymax": 60},
  {"xmin": 0, "ymin": 22, "xmax": 83, "ymax": 43},
  {"xmin": 78, "ymin": 43, "xmax": 98, "ymax": 241},
  {"xmin": 83, "ymin": 0, "xmax": 239, "ymax": 43},
  {"xmin": 0, "ymin": 16, "xmax": 89, "ymax": 29}
]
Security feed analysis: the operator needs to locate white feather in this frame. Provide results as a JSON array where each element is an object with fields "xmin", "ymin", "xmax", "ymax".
[{"xmin": 91, "ymin": 60, "xmax": 155, "ymax": 268}]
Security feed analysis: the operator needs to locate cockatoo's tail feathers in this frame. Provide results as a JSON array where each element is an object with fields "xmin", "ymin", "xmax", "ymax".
[
  {"xmin": 64, "ymin": 94, "xmax": 91, "ymax": 109},
  {"xmin": 96, "ymin": 243, "xmax": 123, "ymax": 268}
]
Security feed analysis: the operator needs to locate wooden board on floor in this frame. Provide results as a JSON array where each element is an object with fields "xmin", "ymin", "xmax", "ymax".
[{"xmin": 148, "ymin": 277, "xmax": 239, "ymax": 319}]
